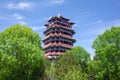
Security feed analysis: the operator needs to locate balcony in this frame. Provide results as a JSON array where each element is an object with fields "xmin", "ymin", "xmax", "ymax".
[
  {"xmin": 45, "ymin": 52, "xmax": 64, "ymax": 57},
  {"xmin": 43, "ymin": 42, "xmax": 73, "ymax": 49},
  {"xmin": 44, "ymin": 32, "xmax": 72, "ymax": 40},
  {"xmin": 53, "ymin": 24, "xmax": 72, "ymax": 30},
  {"xmin": 44, "ymin": 23, "xmax": 75, "ymax": 35}
]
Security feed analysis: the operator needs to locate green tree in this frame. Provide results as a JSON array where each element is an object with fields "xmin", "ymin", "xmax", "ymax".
[
  {"xmin": 55, "ymin": 52, "xmax": 79, "ymax": 80},
  {"xmin": 63, "ymin": 66, "xmax": 88, "ymax": 80},
  {"xmin": 55, "ymin": 46, "xmax": 90, "ymax": 80},
  {"xmin": 43, "ymin": 58, "xmax": 56, "ymax": 80},
  {"xmin": 92, "ymin": 26, "xmax": 120, "ymax": 80},
  {"xmin": 0, "ymin": 24, "xmax": 44, "ymax": 80},
  {"xmin": 66, "ymin": 46, "xmax": 90, "ymax": 72}
]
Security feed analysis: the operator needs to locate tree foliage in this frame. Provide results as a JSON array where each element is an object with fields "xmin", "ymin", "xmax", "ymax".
[
  {"xmin": 1, "ymin": 24, "xmax": 120, "ymax": 80},
  {"xmin": 66, "ymin": 46, "xmax": 90, "ymax": 72},
  {"xmin": 43, "ymin": 58, "xmax": 56, "ymax": 80},
  {"xmin": 90, "ymin": 26, "xmax": 120, "ymax": 80},
  {"xmin": 54, "ymin": 46, "xmax": 90, "ymax": 80},
  {"xmin": 43, "ymin": 46, "xmax": 90, "ymax": 80},
  {"xmin": 0, "ymin": 24, "xmax": 44, "ymax": 80}
]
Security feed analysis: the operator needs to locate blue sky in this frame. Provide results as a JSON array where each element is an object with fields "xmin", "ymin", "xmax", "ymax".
[{"xmin": 0, "ymin": 0, "xmax": 120, "ymax": 58}]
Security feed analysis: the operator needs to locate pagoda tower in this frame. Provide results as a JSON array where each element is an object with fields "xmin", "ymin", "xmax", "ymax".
[{"xmin": 43, "ymin": 14, "xmax": 76, "ymax": 59}]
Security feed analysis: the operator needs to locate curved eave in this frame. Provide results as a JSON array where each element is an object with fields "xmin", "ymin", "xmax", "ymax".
[
  {"xmin": 69, "ymin": 22, "xmax": 75, "ymax": 25},
  {"xmin": 74, "ymin": 39, "xmax": 76, "ymax": 43},
  {"xmin": 72, "ymin": 30, "xmax": 75, "ymax": 34},
  {"xmin": 48, "ymin": 16, "xmax": 59, "ymax": 22},
  {"xmin": 43, "ymin": 36, "xmax": 76, "ymax": 43},
  {"xmin": 48, "ymin": 16, "xmax": 54, "ymax": 22},
  {"xmin": 44, "ymin": 24, "xmax": 49, "ymax": 26},
  {"xmin": 43, "ymin": 26, "xmax": 75, "ymax": 34},
  {"xmin": 60, "ymin": 16, "xmax": 70, "ymax": 21},
  {"xmin": 43, "ymin": 27, "xmax": 52, "ymax": 34},
  {"xmin": 43, "ymin": 45, "xmax": 71, "ymax": 50}
]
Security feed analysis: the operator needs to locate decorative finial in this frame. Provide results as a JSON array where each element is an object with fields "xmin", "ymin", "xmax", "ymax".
[{"xmin": 58, "ymin": 13, "xmax": 61, "ymax": 18}]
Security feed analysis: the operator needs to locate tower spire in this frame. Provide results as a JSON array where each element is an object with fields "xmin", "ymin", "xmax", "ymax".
[{"xmin": 58, "ymin": 13, "xmax": 61, "ymax": 18}]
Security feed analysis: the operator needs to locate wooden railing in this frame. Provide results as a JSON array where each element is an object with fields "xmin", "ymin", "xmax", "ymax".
[
  {"xmin": 45, "ymin": 52, "xmax": 64, "ymax": 57},
  {"xmin": 53, "ymin": 24, "xmax": 72, "ymax": 30},
  {"xmin": 45, "ymin": 33, "xmax": 72, "ymax": 39},
  {"xmin": 43, "ymin": 42, "xmax": 72, "ymax": 49}
]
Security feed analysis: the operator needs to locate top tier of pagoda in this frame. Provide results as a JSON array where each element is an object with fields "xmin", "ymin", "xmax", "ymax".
[{"xmin": 43, "ymin": 14, "xmax": 76, "ymax": 59}]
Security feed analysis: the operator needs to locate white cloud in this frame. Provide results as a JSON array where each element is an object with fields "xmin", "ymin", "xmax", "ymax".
[
  {"xmin": 18, "ymin": 21, "xmax": 27, "ymax": 25},
  {"xmin": 40, "ymin": 0, "xmax": 64, "ymax": 7},
  {"xmin": 88, "ymin": 20, "xmax": 102, "ymax": 26},
  {"xmin": 12, "ymin": 13, "xmax": 23, "ymax": 20},
  {"xmin": 95, "ymin": 19, "xmax": 120, "ymax": 34},
  {"xmin": 7, "ymin": 2, "xmax": 33, "ymax": 9},
  {"xmin": 32, "ymin": 26, "xmax": 46, "ymax": 31},
  {"xmin": 51, "ymin": 0, "xmax": 64, "ymax": 5}
]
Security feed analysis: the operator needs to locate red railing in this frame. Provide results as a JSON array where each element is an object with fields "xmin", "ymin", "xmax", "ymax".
[
  {"xmin": 45, "ymin": 32, "xmax": 72, "ymax": 39},
  {"xmin": 43, "ymin": 42, "xmax": 72, "ymax": 49},
  {"xmin": 53, "ymin": 24, "xmax": 72, "ymax": 30},
  {"xmin": 44, "ymin": 52, "xmax": 64, "ymax": 57}
]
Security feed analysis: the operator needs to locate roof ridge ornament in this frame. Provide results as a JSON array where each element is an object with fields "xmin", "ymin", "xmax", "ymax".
[{"xmin": 58, "ymin": 13, "xmax": 61, "ymax": 18}]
